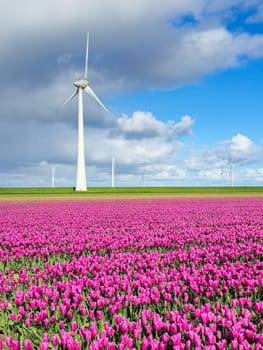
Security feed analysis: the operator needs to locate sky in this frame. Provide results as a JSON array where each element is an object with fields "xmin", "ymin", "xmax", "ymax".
[{"xmin": 1, "ymin": 0, "xmax": 263, "ymax": 187}]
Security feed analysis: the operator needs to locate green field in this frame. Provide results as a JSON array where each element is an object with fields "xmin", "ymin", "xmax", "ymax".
[{"xmin": 0, "ymin": 186, "xmax": 263, "ymax": 198}]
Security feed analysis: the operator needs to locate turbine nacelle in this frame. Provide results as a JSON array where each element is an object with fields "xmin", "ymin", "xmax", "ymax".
[{"xmin": 74, "ymin": 79, "xmax": 88, "ymax": 89}]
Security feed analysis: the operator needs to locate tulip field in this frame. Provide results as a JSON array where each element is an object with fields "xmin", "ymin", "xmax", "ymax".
[{"xmin": 0, "ymin": 197, "xmax": 262, "ymax": 349}]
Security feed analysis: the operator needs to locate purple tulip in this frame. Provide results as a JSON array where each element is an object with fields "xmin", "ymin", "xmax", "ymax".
[
  {"xmin": 9, "ymin": 313, "xmax": 16, "ymax": 321},
  {"xmin": 108, "ymin": 342, "xmax": 115, "ymax": 350},
  {"xmin": 90, "ymin": 322, "xmax": 98, "ymax": 337},
  {"xmin": 71, "ymin": 321, "xmax": 78, "ymax": 332},
  {"xmin": 59, "ymin": 304, "xmax": 67, "ymax": 315},
  {"xmin": 5, "ymin": 337, "xmax": 12, "ymax": 348},
  {"xmin": 96, "ymin": 310, "xmax": 103, "ymax": 321},
  {"xmin": 0, "ymin": 198, "xmax": 263, "ymax": 348},
  {"xmin": 39, "ymin": 342, "xmax": 48, "ymax": 350},
  {"xmin": 43, "ymin": 319, "xmax": 49, "ymax": 327},
  {"xmin": 51, "ymin": 336, "xmax": 59, "ymax": 346},
  {"xmin": 114, "ymin": 314, "xmax": 121, "ymax": 325}
]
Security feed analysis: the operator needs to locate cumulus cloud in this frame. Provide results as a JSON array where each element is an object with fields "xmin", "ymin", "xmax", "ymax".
[
  {"xmin": 117, "ymin": 112, "xmax": 167, "ymax": 138},
  {"xmin": 230, "ymin": 134, "xmax": 254, "ymax": 153},
  {"xmin": 87, "ymin": 112, "xmax": 194, "ymax": 165},
  {"xmin": 229, "ymin": 134, "xmax": 259, "ymax": 162},
  {"xmin": 0, "ymin": 109, "xmax": 195, "ymax": 186},
  {"xmin": 115, "ymin": 112, "xmax": 194, "ymax": 139},
  {"xmin": 173, "ymin": 115, "xmax": 194, "ymax": 136},
  {"xmin": 1, "ymin": 117, "xmax": 262, "ymax": 186}
]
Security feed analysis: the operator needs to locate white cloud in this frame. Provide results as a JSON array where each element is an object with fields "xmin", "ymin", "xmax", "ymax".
[
  {"xmin": 86, "ymin": 125, "xmax": 174, "ymax": 164},
  {"xmin": 244, "ymin": 168, "xmax": 263, "ymax": 182},
  {"xmin": 117, "ymin": 111, "xmax": 167, "ymax": 137},
  {"xmin": 229, "ymin": 133, "xmax": 259, "ymax": 162},
  {"xmin": 0, "ymin": 108, "xmax": 195, "ymax": 186},
  {"xmin": 116, "ymin": 112, "xmax": 194, "ymax": 139},
  {"xmin": 1, "ymin": 0, "xmax": 263, "ymax": 94},
  {"xmin": 198, "ymin": 169, "xmax": 223, "ymax": 180},
  {"xmin": 173, "ymin": 115, "xmax": 194, "ymax": 136},
  {"xmin": 1, "ymin": 119, "xmax": 262, "ymax": 186},
  {"xmin": 155, "ymin": 166, "xmax": 186, "ymax": 180},
  {"xmin": 230, "ymin": 133, "xmax": 254, "ymax": 153}
]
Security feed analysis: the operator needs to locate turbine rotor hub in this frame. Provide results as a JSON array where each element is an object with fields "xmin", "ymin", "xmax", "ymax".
[{"xmin": 74, "ymin": 79, "xmax": 88, "ymax": 89}]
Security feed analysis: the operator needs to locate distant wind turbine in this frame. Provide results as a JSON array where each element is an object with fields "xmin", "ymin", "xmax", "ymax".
[
  {"xmin": 64, "ymin": 33, "xmax": 109, "ymax": 191},
  {"xmin": 51, "ymin": 165, "xmax": 56, "ymax": 188}
]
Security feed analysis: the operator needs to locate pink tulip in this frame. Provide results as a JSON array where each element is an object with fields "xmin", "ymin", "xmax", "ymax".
[
  {"xmin": 39, "ymin": 342, "xmax": 48, "ymax": 350},
  {"xmin": 5, "ymin": 337, "xmax": 12, "ymax": 348},
  {"xmin": 108, "ymin": 342, "xmax": 115, "ymax": 350},
  {"xmin": 12, "ymin": 340, "xmax": 20, "ymax": 350},
  {"xmin": 67, "ymin": 310, "xmax": 73, "ymax": 319},
  {"xmin": 0, "ymin": 198, "xmax": 262, "ymax": 349},
  {"xmin": 73, "ymin": 341, "xmax": 81, "ymax": 350},
  {"xmin": 51, "ymin": 336, "xmax": 59, "ymax": 346},
  {"xmin": 42, "ymin": 333, "xmax": 49, "ymax": 342},
  {"xmin": 107, "ymin": 326, "xmax": 115, "ymax": 337},
  {"xmin": 71, "ymin": 321, "xmax": 78, "ymax": 332},
  {"xmin": 43, "ymin": 319, "xmax": 49, "ymax": 327},
  {"xmin": 141, "ymin": 337, "xmax": 149, "ymax": 350},
  {"xmin": 9, "ymin": 313, "xmax": 16, "ymax": 321},
  {"xmin": 114, "ymin": 314, "xmax": 121, "ymax": 325},
  {"xmin": 96, "ymin": 310, "xmax": 103, "ymax": 320},
  {"xmin": 59, "ymin": 304, "xmax": 67, "ymax": 315},
  {"xmin": 90, "ymin": 322, "xmax": 98, "ymax": 337},
  {"xmin": 85, "ymin": 330, "xmax": 92, "ymax": 341}
]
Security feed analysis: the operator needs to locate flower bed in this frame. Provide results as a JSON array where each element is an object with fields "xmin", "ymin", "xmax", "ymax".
[{"xmin": 0, "ymin": 198, "xmax": 262, "ymax": 349}]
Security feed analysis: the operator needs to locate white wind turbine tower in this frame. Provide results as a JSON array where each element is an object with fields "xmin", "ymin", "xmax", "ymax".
[
  {"xmin": 51, "ymin": 165, "xmax": 56, "ymax": 188},
  {"xmin": 64, "ymin": 33, "xmax": 109, "ymax": 191}
]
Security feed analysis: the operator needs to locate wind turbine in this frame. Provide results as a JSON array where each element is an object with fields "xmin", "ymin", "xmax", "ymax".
[
  {"xmin": 64, "ymin": 33, "xmax": 109, "ymax": 191},
  {"xmin": 51, "ymin": 165, "xmax": 56, "ymax": 188}
]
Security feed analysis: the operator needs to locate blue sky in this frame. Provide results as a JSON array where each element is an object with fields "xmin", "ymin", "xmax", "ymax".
[
  {"xmin": 0, "ymin": 0, "xmax": 263, "ymax": 187},
  {"xmin": 115, "ymin": 60, "xmax": 263, "ymax": 143}
]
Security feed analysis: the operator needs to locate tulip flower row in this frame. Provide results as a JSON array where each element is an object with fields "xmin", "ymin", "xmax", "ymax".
[{"xmin": 0, "ymin": 198, "xmax": 262, "ymax": 349}]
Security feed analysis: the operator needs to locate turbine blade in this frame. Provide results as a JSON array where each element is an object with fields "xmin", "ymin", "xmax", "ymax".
[
  {"xmin": 84, "ymin": 32, "xmax": 89, "ymax": 79},
  {"xmin": 84, "ymin": 85, "xmax": 109, "ymax": 113},
  {"xmin": 64, "ymin": 89, "xmax": 78, "ymax": 104}
]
